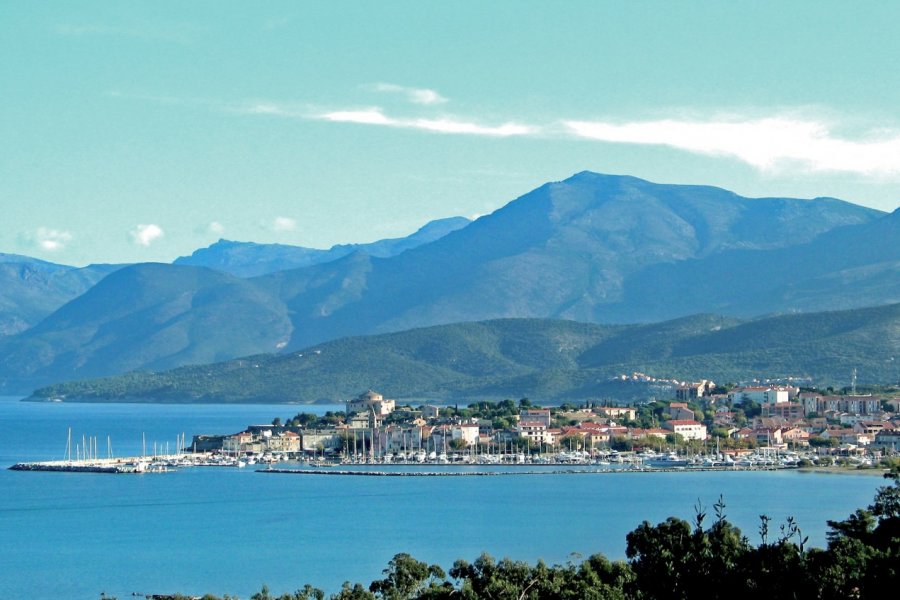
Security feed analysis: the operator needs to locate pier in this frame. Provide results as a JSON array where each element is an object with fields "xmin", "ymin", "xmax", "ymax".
[{"xmin": 9, "ymin": 453, "xmax": 214, "ymax": 474}]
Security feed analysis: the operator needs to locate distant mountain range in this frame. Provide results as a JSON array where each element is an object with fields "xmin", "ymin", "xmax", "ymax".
[
  {"xmin": 0, "ymin": 216, "xmax": 467, "ymax": 342},
  {"xmin": 0, "ymin": 254, "xmax": 122, "ymax": 336},
  {"xmin": 2, "ymin": 172, "xmax": 898, "ymax": 395},
  {"xmin": 173, "ymin": 216, "xmax": 471, "ymax": 277},
  {"xmin": 30, "ymin": 303, "xmax": 900, "ymax": 403}
]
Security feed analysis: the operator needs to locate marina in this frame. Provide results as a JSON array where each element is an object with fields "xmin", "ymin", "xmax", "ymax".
[
  {"xmin": 9, "ymin": 448, "xmax": 812, "ymax": 474},
  {"xmin": 0, "ymin": 396, "xmax": 889, "ymax": 600}
]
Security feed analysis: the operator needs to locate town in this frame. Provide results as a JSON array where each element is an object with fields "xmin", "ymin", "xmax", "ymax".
[{"xmin": 193, "ymin": 382, "xmax": 900, "ymax": 469}]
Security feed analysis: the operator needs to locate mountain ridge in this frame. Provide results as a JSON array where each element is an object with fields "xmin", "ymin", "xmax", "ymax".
[
  {"xmin": 174, "ymin": 216, "xmax": 471, "ymax": 277},
  {"xmin": 1, "ymin": 172, "xmax": 896, "ymax": 394},
  {"xmin": 29, "ymin": 303, "xmax": 900, "ymax": 403}
]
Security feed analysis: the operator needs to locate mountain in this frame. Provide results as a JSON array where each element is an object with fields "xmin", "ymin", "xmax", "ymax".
[
  {"xmin": 259, "ymin": 172, "xmax": 886, "ymax": 348},
  {"xmin": 0, "ymin": 263, "xmax": 292, "ymax": 393},
  {"xmin": 173, "ymin": 216, "xmax": 471, "ymax": 277},
  {"xmin": 614, "ymin": 206, "xmax": 900, "ymax": 321},
  {"xmin": 0, "ymin": 255, "xmax": 122, "ymax": 336},
  {"xmin": 1, "ymin": 172, "xmax": 895, "ymax": 394},
  {"xmin": 29, "ymin": 303, "xmax": 900, "ymax": 403}
]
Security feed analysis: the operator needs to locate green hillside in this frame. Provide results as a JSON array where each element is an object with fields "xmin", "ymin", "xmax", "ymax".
[{"xmin": 30, "ymin": 303, "xmax": 900, "ymax": 403}]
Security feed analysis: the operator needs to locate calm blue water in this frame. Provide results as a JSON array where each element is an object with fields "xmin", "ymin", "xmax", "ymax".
[{"xmin": 0, "ymin": 396, "xmax": 887, "ymax": 600}]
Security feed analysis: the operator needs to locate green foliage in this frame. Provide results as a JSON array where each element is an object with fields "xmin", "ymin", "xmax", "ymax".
[
  {"xmin": 31, "ymin": 304, "xmax": 900, "ymax": 403},
  {"xmin": 369, "ymin": 553, "xmax": 447, "ymax": 600},
  {"xmin": 332, "ymin": 582, "xmax": 376, "ymax": 600}
]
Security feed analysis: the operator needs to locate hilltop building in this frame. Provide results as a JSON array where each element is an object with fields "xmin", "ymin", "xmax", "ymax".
[
  {"xmin": 346, "ymin": 390, "xmax": 396, "ymax": 416},
  {"xmin": 676, "ymin": 380, "xmax": 715, "ymax": 401}
]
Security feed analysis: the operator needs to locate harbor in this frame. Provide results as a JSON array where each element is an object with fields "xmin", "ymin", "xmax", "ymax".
[
  {"xmin": 1, "ymin": 395, "xmax": 890, "ymax": 600},
  {"xmin": 8, "ymin": 447, "xmax": 814, "ymax": 475}
]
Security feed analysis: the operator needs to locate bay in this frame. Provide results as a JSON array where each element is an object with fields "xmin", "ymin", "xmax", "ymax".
[{"xmin": 0, "ymin": 397, "xmax": 887, "ymax": 600}]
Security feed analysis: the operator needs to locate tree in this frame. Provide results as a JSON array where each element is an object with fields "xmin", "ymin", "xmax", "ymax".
[
  {"xmin": 450, "ymin": 553, "xmax": 537, "ymax": 600},
  {"xmin": 625, "ymin": 516, "xmax": 694, "ymax": 600},
  {"xmin": 625, "ymin": 497, "xmax": 752, "ymax": 600},
  {"xmin": 332, "ymin": 582, "xmax": 376, "ymax": 600},
  {"xmin": 369, "ymin": 553, "xmax": 446, "ymax": 600},
  {"xmin": 449, "ymin": 438, "xmax": 468, "ymax": 451}
]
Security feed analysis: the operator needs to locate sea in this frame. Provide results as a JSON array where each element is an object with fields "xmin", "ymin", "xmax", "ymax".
[{"xmin": 0, "ymin": 396, "xmax": 888, "ymax": 600}]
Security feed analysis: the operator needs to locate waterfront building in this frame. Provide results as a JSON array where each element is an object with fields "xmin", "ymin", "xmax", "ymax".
[
  {"xmin": 267, "ymin": 431, "xmax": 301, "ymax": 453},
  {"xmin": 300, "ymin": 429, "xmax": 342, "ymax": 453},
  {"xmin": 375, "ymin": 424, "xmax": 424, "ymax": 453},
  {"xmin": 663, "ymin": 420, "xmax": 708, "ymax": 441},
  {"xmin": 223, "ymin": 431, "xmax": 264, "ymax": 454},
  {"xmin": 516, "ymin": 420, "xmax": 550, "ymax": 444},
  {"xmin": 430, "ymin": 423, "xmax": 480, "ymax": 448}
]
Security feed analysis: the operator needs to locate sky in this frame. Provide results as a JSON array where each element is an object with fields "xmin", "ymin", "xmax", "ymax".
[{"xmin": 3, "ymin": 0, "xmax": 900, "ymax": 266}]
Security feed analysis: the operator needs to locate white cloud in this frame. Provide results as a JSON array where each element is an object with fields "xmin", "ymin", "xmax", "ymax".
[
  {"xmin": 319, "ymin": 107, "xmax": 536, "ymax": 137},
  {"xmin": 373, "ymin": 83, "xmax": 448, "ymax": 105},
  {"xmin": 241, "ymin": 102, "xmax": 308, "ymax": 118},
  {"xmin": 234, "ymin": 93, "xmax": 900, "ymax": 176},
  {"xmin": 31, "ymin": 227, "xmax": 73, "ymax": 252},
  {"xmin": 208, "ymin": 221, "xmax": 225, "ymax": 235},
  {"xmin": 130, "ymin": 223, "xmax": 165, "ymax": 246},
  {"xmin": 272, "ymin": 216, "xmax": 297, "ymax": 232},
  {"xmin": 321, "ymin": 108, "xmax": 393, "ymax": 126},
  {"xmin": 563, "ymin": 116, "xmax": 900, "ymax": 175}
]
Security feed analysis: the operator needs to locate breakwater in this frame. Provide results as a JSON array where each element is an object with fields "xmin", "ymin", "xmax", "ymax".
[
  {"xmin": 10, "ymin": 462, "xmax": 130, "ymax": 474},
  {"xmin": 8, "ymin": 453, "xmax": 211, "ymax": 474},
  {"xmin": 257, "ymin": 465, "xmax": 788, "ymax": 477}
]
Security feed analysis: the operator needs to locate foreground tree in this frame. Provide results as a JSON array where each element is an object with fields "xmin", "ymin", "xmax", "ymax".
[{"xmin": 369, "ymin": 553, "xmax": 448, "ymax": 600}]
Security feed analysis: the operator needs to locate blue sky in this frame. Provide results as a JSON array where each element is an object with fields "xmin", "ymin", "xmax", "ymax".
[{"xmin": 3, "ymin": 1, "xmax": 900, "ymax": 266}]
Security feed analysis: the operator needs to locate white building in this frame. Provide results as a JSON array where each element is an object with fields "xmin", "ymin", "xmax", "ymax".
[
  {"xmin": 663, "ymin": 420, "xmax": 708, "ymax": 441},
  {"xmin": 729, "ymin": 386, "xmax": 791, "ymax": 405},
  {"xmin": 516, "ymin": 420, "xmax": 551, "ymax": 444}
]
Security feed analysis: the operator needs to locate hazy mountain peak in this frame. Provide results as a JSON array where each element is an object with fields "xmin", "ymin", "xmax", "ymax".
[{"xmin": 175, "ymin": 216, "xmax": 470, "ymax": 277}]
